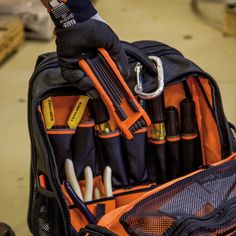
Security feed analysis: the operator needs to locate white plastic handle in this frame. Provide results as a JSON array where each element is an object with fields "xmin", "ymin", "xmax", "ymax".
[
  {"xmin": 93, "ymin": 187, "xmax": 102, "ymax": 200},
  {"xmin": 64, "ymin": 159, "xmax": 84, "ymax": 201},
  {"xmin": 84, "ymin": 166, "xmax": 93, "ymax": 202},
  {"xmin": 103, "ymin": 166, "xmax": 113, "ymax": 198}
]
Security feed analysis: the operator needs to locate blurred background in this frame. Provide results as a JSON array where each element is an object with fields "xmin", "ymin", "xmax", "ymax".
[{"xmin": 0, "ymin": 0, "xmax": 235, "ymax": 235}]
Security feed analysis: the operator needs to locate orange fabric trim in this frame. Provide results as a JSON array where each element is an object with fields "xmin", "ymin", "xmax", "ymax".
[
  {"xmin": 199, "ymin": 78, "xmax": 213, "ymax": 108},
  {"xmin": 211, "ymin": 152, "xmax": 236, "ymax": 166},
  {"xmin": 113, "ymin": 184, "xmax": 155, "ymax": 195},
  {"xmin": 134, "ymin": 127, "xmax": 147, "ymax": 134},
  {"xmin": 98, "ymin": 131, "xmax": 120, "ymax": 139},
  {"xmin": 69, "ymin": 208, "xmax": 88, "ymax": 231},
  {"xmin": 61, "ymin": 185, "xmax": 73, "ymax": 206},
  {"xmin": 187, "ymin": 78, "xmax": 221, "ymax": 164},
  {"xmin": 87, "ymin": 199, "xmax": 116, "ymax": 216},
  {"xmin": 115, "ymin": 190, "xmax": 151, "ymax": 208},
  {"xmin": 78, "ymin": 122, "xmax": 95, "ymax": 128},
  {"xmin": 113, "ymin": 184, "xmax": 156, "ymax": 208},
  {"xmin": 181, "ymin": 133, "xmax": 198, "ymax": 140},
  {"xmin": 39, "ymin": 175, "xmax": 46, "ymax": 189},
  {"xmin": 52, "ymin": 96, "xmax": 79, "ymax": 126},
  {"xmin": 166, "ymin": 136, "xmax": 181, "ymax": 142},
  {"xmin": 47, "ymin": 129, "xmax": 76, "ymax": 135},
  {"xmin": 150, "ymin": 139, "xmax": 166, "ymax": 145}
]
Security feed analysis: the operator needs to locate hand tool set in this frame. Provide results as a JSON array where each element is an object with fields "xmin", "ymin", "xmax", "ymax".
[
  {"xmin": 79, "ymin": 48, "xmax": 151, "ymax": 140},
  {"xmin": 28, "ymin": 41, "xmax": 236, "ymax": 236}
]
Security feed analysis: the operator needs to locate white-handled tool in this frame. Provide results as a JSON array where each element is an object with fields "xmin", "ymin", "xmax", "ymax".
[
  {"xmin": 103, "ymin": 166, "xmax": 113, "ymax": 198},
  {"xmin": 93, "ymin": 187, "xmax": 102, "ymax": 200},
  {"xmin": 65, "ymin": 158, "xmax": 84, "ymax": 201},
  {"xmin": 84, "ymin": 166, "xmax": 93, "ymax": 202}
]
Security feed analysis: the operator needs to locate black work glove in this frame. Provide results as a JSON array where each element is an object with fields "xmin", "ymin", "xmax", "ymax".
[{"xmin": 55, "ymin": 18, "xmax": 130, "ymax": 98}]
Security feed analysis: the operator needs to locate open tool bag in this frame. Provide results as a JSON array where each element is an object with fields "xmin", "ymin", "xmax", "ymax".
[{"xmin": 27, "ymin": 40, "xmax": 236, "ymax": 236}]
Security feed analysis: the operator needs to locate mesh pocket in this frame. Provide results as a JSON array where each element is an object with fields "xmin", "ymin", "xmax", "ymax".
[
  {"xmin": 30, "ymin": 189, "xmax": 65, "ymax": 236},
  {"xmin": 120, "ymin": 160, "xmax": 236, "ymax": 236}
]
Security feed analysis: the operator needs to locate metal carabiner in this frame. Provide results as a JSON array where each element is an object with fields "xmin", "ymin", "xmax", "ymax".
[{"xmin": 134, "ymin": 56, "xmax": 164, "ymax": 100}]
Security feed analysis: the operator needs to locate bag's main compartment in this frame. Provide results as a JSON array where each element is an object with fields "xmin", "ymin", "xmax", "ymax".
[
  {"xmin": 39, "ymin": 75, "xmax": 221, "ymax": 176},
  {"xmin": 28, "ymin": 41, "xmax": 235, "ymax": 236},
  {"xmin": 35, "ymin": 74, "xmax": 223, "ymax": 231}
]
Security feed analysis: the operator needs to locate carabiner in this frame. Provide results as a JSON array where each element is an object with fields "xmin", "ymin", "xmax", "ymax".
[{"xmin": 134, "ymin": 56, "xmax": 164, "ymax": 100}]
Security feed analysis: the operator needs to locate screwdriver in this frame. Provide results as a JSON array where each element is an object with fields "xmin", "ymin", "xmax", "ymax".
[
  {"xmin": 147, "ymin": 93, "xmax": 167, "ymax": 184},
  {"xmin": 166, "ymin": 106, "xmax": 181, "ymax": 180},
  {"xmin": 180, "ymin": 98, "xmax": 202, "ymax": 174}
]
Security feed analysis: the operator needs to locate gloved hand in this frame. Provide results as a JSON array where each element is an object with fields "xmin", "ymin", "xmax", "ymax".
[{"xmin": 55, "ymin": 16, "xmax": 129, "ymax": 98}]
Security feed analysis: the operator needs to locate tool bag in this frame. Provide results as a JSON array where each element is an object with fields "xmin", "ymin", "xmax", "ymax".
[{"xmin": 27, "ymin": 40, "xmax": 236, "ymax": 236}]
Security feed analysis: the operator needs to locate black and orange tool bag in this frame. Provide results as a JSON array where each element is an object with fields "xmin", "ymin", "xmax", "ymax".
[{"xmin": 27, "ymin": 41, "xmax": 236, "ymax": 236}]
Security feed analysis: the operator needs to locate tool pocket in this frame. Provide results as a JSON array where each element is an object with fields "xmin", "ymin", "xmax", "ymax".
[
  {"xmin": 149, "ymin": 139, "xmax": 168, "ymax": 184},
  {"xmin": 48, "ymin": 130, "xmax": 74, "ymax": 181},
  {"xmin": 72, "ymin": 122, "xmax": 96, "ymax": 179},
  {"xmin": 98, "ymin": 131, "xmax": 128, "ymax": 187},
  {"xmin": 166, "ymin": 138, "xmax": 181, "ymax": 180},
  {"xmin": 121, "ymin": 129, "xmax": 148, "ymax": 185},
  {"xmin": 180, "ymin": 136, "xmax": 202, "ymax": 175}
]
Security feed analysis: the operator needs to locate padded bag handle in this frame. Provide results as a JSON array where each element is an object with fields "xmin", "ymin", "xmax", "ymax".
[
  {"xmin": 122, "ymin": 42, "xmax": 164, "ymax": 99},
  {"xmin": 122, "ymin": 41, "xmax": 157, "ymax": 76}
]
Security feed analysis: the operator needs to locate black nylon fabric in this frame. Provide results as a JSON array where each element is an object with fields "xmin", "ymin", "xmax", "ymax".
[
  {"xmin": 181, "ymin": 138, "xmax": 202, "ymax": 175},
  {"xmin": 99, "ymin": 134, "xmax": 128, "ymax": 187},
  {"xmin": 48, "ymin": 133, "xmax": 74, "ymax": 181},
  {"xmin": 166, "ymin": 141, "xmax": 181, "ymax": 181},
  {"xmin": 73, "ymin": 127, "xmax": 96, "ymax": 179},
  {"xmin": 121, "ymin": 132, "xmax": 148, "ymax": 185},
  {"xmin": 132, "ymin": 41, "xmax": 208, "ymax": 90},
  {"xmin": 150, "ymin": 143, "xmax": 168, "ymax": 184}
]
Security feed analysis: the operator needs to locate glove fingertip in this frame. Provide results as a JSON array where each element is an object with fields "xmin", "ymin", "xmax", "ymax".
[{"xmin": 62, "ymin": 68, "xmax": 86, "ymax": 83}]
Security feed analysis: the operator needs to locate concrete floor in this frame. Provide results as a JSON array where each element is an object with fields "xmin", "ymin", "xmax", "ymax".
[{"xmin": 0, "ymin": 0, "xmax": 235, "ymax": 235}]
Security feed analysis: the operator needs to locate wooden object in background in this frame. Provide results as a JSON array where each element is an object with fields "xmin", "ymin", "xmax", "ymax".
[
  {"xmin": 223, "ymin": 1, "xmax": 236, "ymax": 36},
  {"xmin": 0, "ymin": 15, "xmax": 24, "ymax": 64}
]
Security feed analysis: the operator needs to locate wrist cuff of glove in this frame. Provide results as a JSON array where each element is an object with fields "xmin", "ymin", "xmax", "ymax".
[
  {"xmin": 67, "ymin": 0, "xmax": 97, "ymax": 22},
  {"xmin": 49, "ymin": 0, "xmax": 97, "ymax": 27}
]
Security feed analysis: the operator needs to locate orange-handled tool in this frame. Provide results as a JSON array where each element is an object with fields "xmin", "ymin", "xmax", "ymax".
[{"xmin": 79, "ymin": 48, "xmax": 151, "ymax": 140}]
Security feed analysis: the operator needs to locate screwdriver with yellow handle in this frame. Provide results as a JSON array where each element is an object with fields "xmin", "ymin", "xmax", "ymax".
[{"xmin": 147, "ymin": 93, "xmax": 167, "ymax": 184}]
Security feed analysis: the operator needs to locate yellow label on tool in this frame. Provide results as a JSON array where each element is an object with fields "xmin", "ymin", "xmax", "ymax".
[
  {"xmin": 67, "ymin": 96, "xmax": 89, "ymax": 129},
  {"xmin": 151, "ymin": 122, "xmax": 166, "ymax": 141},
  {"xmin": 42, "ymin": 97, "xmax": 55, "ymax": 129}
]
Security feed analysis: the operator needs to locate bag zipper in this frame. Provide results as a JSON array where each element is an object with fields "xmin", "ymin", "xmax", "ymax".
[{"xmin": 165, "ymin": 198, "xmax": 236, "ymax": 236}]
